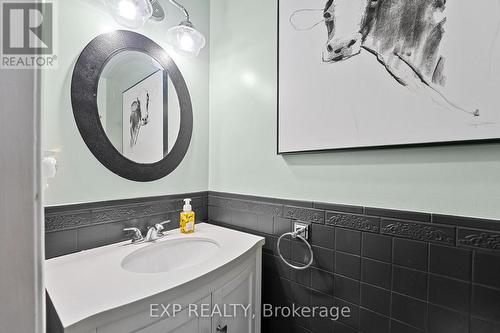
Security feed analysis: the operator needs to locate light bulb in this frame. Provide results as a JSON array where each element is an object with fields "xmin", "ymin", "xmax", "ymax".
[
  {"xmin": 166, "ymin": 21, "xmax": 206, "ymax": 57},
  {"xmin": 106, "ymin": 0, "xmax": 153, "ymax": 29},
  {"xmin": 119, "ymin": 0, "xmax": 137, "ymax": 20},
  {"xmin": 180, "ymin": 34, "xmax": 194, "ymax": 50}
]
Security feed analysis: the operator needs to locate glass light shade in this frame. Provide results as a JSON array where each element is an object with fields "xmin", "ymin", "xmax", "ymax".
[
  {"xmin": 166, "ymin": 22, "xmax": 206, "ymax": 57},
  {"xmin": 106, "ymin": 0, "xmax": 153, "ymax": 29}
]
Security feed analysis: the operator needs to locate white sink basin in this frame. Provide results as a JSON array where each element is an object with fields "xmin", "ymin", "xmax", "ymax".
[
  {"xmin": 121, "ymin": 237, "xmax": 221, "ymax": 274},
  {"xmin": 46, "ymin": 224, "xmax": 265, "ymax": 328}
]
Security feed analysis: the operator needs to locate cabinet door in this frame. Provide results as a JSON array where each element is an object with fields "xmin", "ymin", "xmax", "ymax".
[
  {"xmin": 211, "ymin": 264, "xmax": 256, "ymax": 333},
  {"xmin": 136, "ymin": 295, "xmax": 211, "ymax": 333}
]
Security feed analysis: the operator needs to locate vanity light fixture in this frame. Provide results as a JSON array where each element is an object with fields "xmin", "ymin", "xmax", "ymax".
[
  {"xmin": 165, "ymin": 0, "xmax": 206, "ymax": 57},
  {"xmin": 105, "ymin": 0, "xmax": 206, "ymax": 57},
  {"xmin": 105, "ymin": 0, "xmax": 153, "ymax": 29}
]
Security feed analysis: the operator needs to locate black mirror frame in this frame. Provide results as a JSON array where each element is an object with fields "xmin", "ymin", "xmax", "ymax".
[{"xmin": 71, "ymin": 30, "xmax": 193, "ymax": 182}]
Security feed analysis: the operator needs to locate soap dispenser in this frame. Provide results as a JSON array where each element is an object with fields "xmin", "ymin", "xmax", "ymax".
[{"xmin": 180, "ymin": 198, "xmax": 195, "ymax": 234}]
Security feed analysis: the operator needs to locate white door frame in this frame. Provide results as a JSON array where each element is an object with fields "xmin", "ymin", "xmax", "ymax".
[{"xmin": 0, "ymin": 67, "xmax": 44, "ymax": 331}]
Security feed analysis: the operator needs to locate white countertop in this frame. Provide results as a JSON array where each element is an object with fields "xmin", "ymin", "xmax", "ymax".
[{"xmin": 45, "ymin": 223, "xmax": 265, "ymax": 328}]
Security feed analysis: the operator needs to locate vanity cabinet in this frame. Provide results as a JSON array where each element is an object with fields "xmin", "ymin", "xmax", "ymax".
[
  {"xmin": 136, "ymin": 296, "xmax": 211, "ymax": 333},
  {"xmin": 211, "ymin": 262, "xmax": 256, "ymax": 333},
  {"xmin": 134, "ymin": 263, "xmax": 257, "ymax": 333},
  {"xmin": 46, "ymin": 225, "xmax": 263, "ymax": 333}
]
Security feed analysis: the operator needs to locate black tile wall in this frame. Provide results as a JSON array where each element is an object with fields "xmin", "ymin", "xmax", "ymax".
[
  {"xmin": 206, "ymin": 191, "xmax": 500, "ymax": 333},
  {"xmin": 314, "ymin": 202, "xmax": 363, "ymax": 215},
  {"xmin": 429, "ymin": 244, "xmax": 472, "ymax": 280},
  {"xmin": 393, "ymin": 238, "xmax": 429, "ymax": 271},
  {"xmin": 471, "ymin": 317, "xmax": 500, "ymax": 333},
  {"xmin": 334, "ymin": 322, "xmax": 358, "ymax": 333},
  {"xmin": 311, "ymin": 246, "xmax": 334, "ymax": 272},
  {"xmin": 392, "ymin": 266, "xmax": 428, "ymax": 300},
  {"xmin": 391, "ymin": 293, "xmax": 427, "ymax": 330},
  {"xmin": 362, "ymin": 233, "xmax": 392, "ymax": 262},
  {"xmin": 360, "ymin": 283, "xmax": 391, "ymax": 316},
  {"xmin": 274, "ymin": 216, "xmax": 292, "ymax": 235},
  {"xmin": 473, "ymin": 252, "xmax": 500, "ymax": 289},
  {"xmin": 335, "ymin": 228, "xmax": 361, "ymax": 255},
  {"xmin": 365, "ymin": 207, "xmax": 431, "ymax": 223},
  {"xmin": 45, "ymin": 191, "xmax": 500, "ymax": 333},
  {"xmin": 428, "ymin": 304, "xmax": 469, "ymax": 333},
  {"xmin": 44, "ymin": 191, "xmax": 208, "ymax": 259},
  {"xmin": 45, "ymin": 229, "xmax": 77, "ymax": 258},
  {"xmin": 391, "ymin": 320, "xmax": 423, "ymax": 333},
  {"xmin": 310, "ymin": 223, "xmax": 335, "ymax": 249},
  {"xmin": 335, "ymin": 252, "xmax": 361, "ymax": 280},
  {"xmin": 334, "ymin": 297, "xmax": 360, "ymax": 330},
  {"xmin": 361, "ymin": 258, "xmax": 392, "ymax": 289},
  {"xmin": 334, "ymin": 274, "xmax": 361, "ymax": 305},
  {"xmin": 471, "ymin": 285, "xmax": 500, "ymax": 323},
  {"xmin": 428, "ymin": 274, "xmax": 470, "ymax": 313},
  {"xmin": 311, "ymin": 267, "xmax": 334, "ymax": 295},
  {"xmin": 359, "ymin": 307, "xmax": 390, "ymax": 333}
]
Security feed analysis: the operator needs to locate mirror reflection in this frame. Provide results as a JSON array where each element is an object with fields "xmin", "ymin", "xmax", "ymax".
[{"xmin": 97, "ymin": 51, "xmax": 180, "ymax": 164}]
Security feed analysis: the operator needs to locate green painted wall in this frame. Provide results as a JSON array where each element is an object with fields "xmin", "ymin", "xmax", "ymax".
[
  {"xmin": 42, "ymin": 0, "xmax": 210, "ymax": 206},
  {"xmin": 43, "ymin": 0, "xmax": 500, "ymax": 219},
  {"xmin": 209, "ymin": 0, "xmax": 500, "ymax": 219}
]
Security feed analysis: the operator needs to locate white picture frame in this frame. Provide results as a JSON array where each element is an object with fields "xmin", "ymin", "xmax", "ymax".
[{"xmin": 278, "ymin": 0, "xmax": 500, "ymax": 153}]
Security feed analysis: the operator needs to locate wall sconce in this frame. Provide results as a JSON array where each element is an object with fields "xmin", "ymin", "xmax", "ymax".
[
  {"xmin": 105, "ymin": 0, "xmax": 206, "ymax": 57},
  {"xmin": 165, "ymin": 0, "xmax": 206, "ymax": 57},
  {"xmin": 105, "ymin": 0, "xmax": 154, "ymax": 29}
]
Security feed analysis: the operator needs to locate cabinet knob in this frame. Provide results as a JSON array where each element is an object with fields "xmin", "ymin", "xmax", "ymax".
[{"xmin": 216, "ymin": 324, "xmax": 227, "ymax": 333}]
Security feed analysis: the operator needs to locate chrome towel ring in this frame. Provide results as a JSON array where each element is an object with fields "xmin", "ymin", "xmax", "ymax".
[{"xmin": 277, "ymin": 224, "xmax": 314, "ymax": 270}]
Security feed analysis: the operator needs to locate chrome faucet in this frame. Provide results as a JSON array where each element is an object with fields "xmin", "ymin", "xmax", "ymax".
[
  {"xmin": 144, "ymin": 220, "xmax": 171, "ymax": 242},
  {"xmin": 123, "ymin": 227, "xmax": 144, "ymax": 244},
  {"xmin": 123, "ymin": 220, "xmax": 171, "ymax": 244}
]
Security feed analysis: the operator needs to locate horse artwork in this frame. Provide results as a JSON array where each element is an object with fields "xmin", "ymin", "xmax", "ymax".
[
  {"xmin": 122, "ymin": 70, "xmax": 166, "ymax": 163},
  {"xmin": 278, "ymin": 0, "xmax": 500, "ymax": 153},
  {"xmin": 129, "ymin": 92, "xmax": 150, "ymax": 148}
]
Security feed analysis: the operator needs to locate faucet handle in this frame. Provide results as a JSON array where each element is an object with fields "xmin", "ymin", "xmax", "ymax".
[
  {"xmin": 155, "ymin": 220, "xmax": 171, "ymax": 232},
  {"xmin": 123, "ymin": 227, "xmax": 144, "ymax": 243}
]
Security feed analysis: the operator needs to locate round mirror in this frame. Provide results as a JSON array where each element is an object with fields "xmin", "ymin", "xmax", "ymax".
[
  {"xmin": 71, "ymin": 30, "xmax": 192, "ymax": 182},
  {"xmin": 97, "ymin": 51, "xmax": 180, "ymax": 164}
]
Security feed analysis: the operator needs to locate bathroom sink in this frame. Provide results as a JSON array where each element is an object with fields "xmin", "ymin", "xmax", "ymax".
[
  {"xmin": 121, "ymin": 237, "xmax": 220, "ymax": 274},
  {"xmin": 46, "ymin": 223, "xmax": 265, "ymax": 329}
]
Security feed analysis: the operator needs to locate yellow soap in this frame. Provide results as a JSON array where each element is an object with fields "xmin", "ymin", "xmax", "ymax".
[{"xmin": 180, "ymin": 198, "xmax": 195, "ymax": 234}]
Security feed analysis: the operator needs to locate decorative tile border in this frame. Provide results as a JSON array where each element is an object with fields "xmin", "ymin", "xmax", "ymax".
[
  {"xmin": 47, "ymin": 191, "xmax": 500, "ymax": 253},
  {"xmin": 208, "ymin": 192, "xmax": 500, "ymax": 252},
  {"xmin": 283, "ymin": 206, "xmax": 325, "ymax": 224},
  {"xmin": 45, "ymin": 210, "xmax": 93, "ymax": 232},
  {"xmin": 381, "ymin": 219, "xmax": 455, "ymax": 245},
  {"xmin": 326, "ymin": 212, "xmax": 380, "ymax": 233},
  {"xmin": 45, "ymin": 192, "xmax": 207, "ymax": 232},
  {"xmin": 458, "ymin": 228, "xmax": 500, "ymax": 251},
  {"xmin": 91, "ymin": 204, "xmax": 157, "ymax": 224}
]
